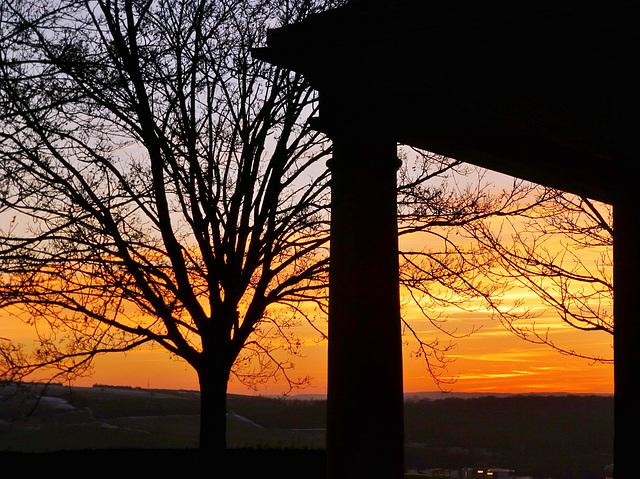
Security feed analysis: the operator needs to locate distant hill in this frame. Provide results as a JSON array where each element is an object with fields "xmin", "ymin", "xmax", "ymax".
[
  {"xmin": 404, "ymin": 391, "xmax": 519, "ymax": 401},
  {"xmin": 403, "ymin": 394, "xmax": 613, "ymax": 479},
  {"xmin": 288, "ymin": 390, "xmax": 613, "ymax": 401},
  {"xmin": 0, "ymin": 383, "xmax": 612, "ymax": 479}
]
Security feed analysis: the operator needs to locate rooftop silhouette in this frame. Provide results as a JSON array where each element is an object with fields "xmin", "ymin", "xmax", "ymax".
[{"xmin": 254, "ymin": 0, "xmax": 638, "ymax": 477}]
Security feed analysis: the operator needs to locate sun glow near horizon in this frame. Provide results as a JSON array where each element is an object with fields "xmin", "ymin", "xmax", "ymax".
[
  {"xmin": 400, "ymin": 296, "xmax": 613, "ymax": 396},
  {"xmin": 55, "ymin": 281, "xmax": 613, "ymax": 396},
  {"xmin": 63, "ymin": 322, "xmax": 612, "ymax": 396},
  {"xmin": 1, "ymin": 233, "xmax": 614, "ymax": 396},
  {"xmin": 1, "ymin": 170, "xmax": 614, "ymax": 396}
]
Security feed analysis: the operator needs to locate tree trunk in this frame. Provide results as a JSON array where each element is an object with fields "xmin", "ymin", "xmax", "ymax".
[{"xmin": 197, "ymin": 363, "xmax": 230, "ymax": 474}]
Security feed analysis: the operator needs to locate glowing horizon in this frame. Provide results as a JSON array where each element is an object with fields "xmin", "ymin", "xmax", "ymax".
[
  {"xmin": 59, "ymin": 300, "xmax": 613, "ymax": 396},
  {"xmin": 1, "ymin": 168, "xmax": 614, "ymax": 397},
  {"xmin": 1, "ymin": 237, "xmax": 614, "ymax": 396}
]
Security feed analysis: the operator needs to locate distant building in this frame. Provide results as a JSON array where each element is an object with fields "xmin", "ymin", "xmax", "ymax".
[{"xmin": 461, "ymin": 468, "xmax": 515, "ymax": 479}]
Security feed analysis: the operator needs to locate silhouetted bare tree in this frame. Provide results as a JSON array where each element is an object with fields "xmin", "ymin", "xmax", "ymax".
[
  {"xmin": 0, "ymin": 0, "xmax": 342, "ymax": 455},
  {"xmin": 462, "ymin": 187, "xmax": 613, "ymax": 362},
  {"xmin": 0, "ymin": 0, "xmax": 566, "ymax": 459},
  {"xmin": 396, "ymin": 161, "xmax": 564, "ymax": 379}
]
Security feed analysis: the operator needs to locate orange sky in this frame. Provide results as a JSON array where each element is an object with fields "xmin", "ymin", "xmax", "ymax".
[
  {"xmin": 1, "ymin": 239, "xmax": 614, "ymax": 397},
  {"xmin": 46, "ymin": 285, "xmax": 611, "ymax": 396},
  {"xmin": 1, "ymin": 264, "xmax": 613, "ymax": 395},
  {"xmin": 53, "ymin": 310, "xmax": 612, "ymax": 395},
  {"xmin": 0, "ymin": 166, "xmax": 614, "ymax": 396}
]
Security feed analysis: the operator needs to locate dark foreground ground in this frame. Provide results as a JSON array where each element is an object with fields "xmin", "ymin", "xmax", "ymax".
[
  {"xmin": 0, "ymin": 384, "xmax": 613, "ymax": 478},
  {"xmin": 0, "ymin": 448, "xmax": 327, "ymax": 478}
]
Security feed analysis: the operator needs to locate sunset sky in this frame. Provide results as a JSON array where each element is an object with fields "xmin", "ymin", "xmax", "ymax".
[
  {"xmin": 3, "ymin": 259, "xmax": 612, "ymax": 396},
  {"xmin": 0, "ymin": 165, "xmax": 614, "ymax": 397},
  {"xmin": 34, "ymin": 295, "xmax": 610, "ymax": 395}
]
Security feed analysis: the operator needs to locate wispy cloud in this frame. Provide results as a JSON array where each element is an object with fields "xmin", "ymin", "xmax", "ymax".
[
  {"xmin": 450, "ymin": 349, "xmax": 549, "ymax": 362},
  {"xmin": 456, "ymin": 370, "xmax": 537, "ymax": 380}
]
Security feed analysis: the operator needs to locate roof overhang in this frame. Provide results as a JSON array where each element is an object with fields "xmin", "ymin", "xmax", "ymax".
[{"xmin": 254, "ymin": 0, "xmax": 639, "ymax": 204}]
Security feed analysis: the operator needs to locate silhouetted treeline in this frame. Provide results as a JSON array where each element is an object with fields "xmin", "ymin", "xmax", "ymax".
[
  {"xmin": 227, "ymin": 394, "xmax": 613, "ymax": 452},
  {"xmin": 404, "ymin": 394, "xmax": 612, "ymax": 449},
  {"xmin": 2, "ymin": 384, "xmax": 612, "ymax": 478},
  {"xmin": 228, "ymin": 394, "xmax": 613, "ymax": 478},
  {"xmin": 403, "ymin": 395, "xmax": 613, "ymax": 479}
]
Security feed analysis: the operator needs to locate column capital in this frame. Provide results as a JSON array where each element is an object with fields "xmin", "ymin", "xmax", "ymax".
[{"xmin": 310, "ymin": 108, "xmax": 401, "ymax": 172}]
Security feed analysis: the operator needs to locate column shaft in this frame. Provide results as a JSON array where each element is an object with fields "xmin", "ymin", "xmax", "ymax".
[
  {"xmin": 326, "ymin": 129, "xmax": 404, "ymax": 479},
  {"xmin": 613, "ymin": 199, "xmax": 640, "ymax": 476},
  {"xmin": 611, "ymin": 69, "xmax": 639, "ymax": 477}
]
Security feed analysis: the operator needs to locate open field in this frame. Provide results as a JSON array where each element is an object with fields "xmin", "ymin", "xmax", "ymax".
[
  {"xmin": 0, "ymin": 383, "xmax": 326, "ymax": 451},
  {"xmin": 0, "ymin": 383, "xmax": 613, "ymax": 478}
]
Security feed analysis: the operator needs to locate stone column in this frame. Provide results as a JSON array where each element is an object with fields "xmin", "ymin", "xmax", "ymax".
[
  {"xmin": 613, "ymin": 196, "xmax": 640, "ymax": 476},
  {"xmin": 611, "ymin": 67, "xmax": 639, "ymax": 477},
  {"xmin": 320, "ymin": 100, "xmax": 404, "ymax": 479}
]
